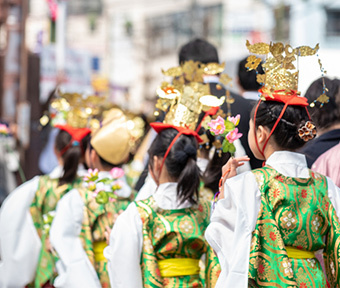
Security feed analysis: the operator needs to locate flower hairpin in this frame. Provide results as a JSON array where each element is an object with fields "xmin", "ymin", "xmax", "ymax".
[
  {"xmin": 298, "ymin": 121, "xmax": 317, "ymax": 142},
  {"xmin": 83, "ymin": 167, "xmax": 125, "ymax": 204},
  {"xmin": 207, "ymin": 115, "xmax": 243, "ymax": 155},
  {"xmin": 0, "ymin": 124, "xmax": 10, "ymax": 136}
]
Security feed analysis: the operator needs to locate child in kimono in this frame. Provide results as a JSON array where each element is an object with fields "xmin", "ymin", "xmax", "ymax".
[{"xmin": 205, "ymin": 41, "xmax": 340, "ymax": 287}]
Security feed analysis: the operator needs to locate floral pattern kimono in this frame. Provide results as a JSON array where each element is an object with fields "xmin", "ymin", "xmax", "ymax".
[
  {"xmin": 205, "ymin": 151, "xmax": 340, "ymax": 288},
  {"xmin": 50, "ymin": 171, "xmax": 134, "ymax": 288},
  {"xmin": 104, "ymin": 182, "xmax": 220, "ymax": 288}
]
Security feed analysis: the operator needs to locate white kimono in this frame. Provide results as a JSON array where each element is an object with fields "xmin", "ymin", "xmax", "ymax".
[
  {"xmin": 50, "ymin": 171, "xmax": 132, "ymax": 288},
  {"xmin": 104, "ymin": 182, "xmax": 193, "ymax": 288},
  {"xmin": 0, "ymin": 165, "xmax": 64, "ymax": 288},
  {"xmin": 205, "ymin": 151, "xmax": 340, "ymax": 287}
]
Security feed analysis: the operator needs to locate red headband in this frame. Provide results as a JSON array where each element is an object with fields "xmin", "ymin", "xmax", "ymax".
[
  {"xmin": 150, "ymin": 122, "xmax": 203, "ymax": 176},
  {"xmin": 55, "ymin": 124, "xmax": 91, "ymax": 156},
  {"xmin": 254, "ymin": 89, "xmax": 311, "ymax": 158}
]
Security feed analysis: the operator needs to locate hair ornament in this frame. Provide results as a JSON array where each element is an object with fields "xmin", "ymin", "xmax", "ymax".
[
  {"xmin": 154, "ymin": 60, "xmax": 232, "ymax": 129},
  {"xmin": 206, "ymin": 114, "xmax": 243, "ymax": 156},
  {"xmin": 246, "ymin": 40, "xmax": 326, "ymax": 158},
  {"xmin": 298, "ymin": 121, "xmax": 317, "ymax": 142},
  {"xmin": 152, "ymin": 60, "xmax": 232, "ymax": 174}
]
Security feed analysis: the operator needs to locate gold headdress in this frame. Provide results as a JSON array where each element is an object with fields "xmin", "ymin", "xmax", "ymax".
[
  {"xmin": 154, "ymin": 60, "xmax": 232, "ymax": 131},
  {"xmin": 245, "ymin": 40, "xmax": 328, "ymax": 106},
  {"xmin": 40, "ymin": 90, "xmax": 111, "ymax": 130},
  {"xmin": 246, "ymin": 40, "xmax": 327, "ymax": 157},
  {"xmin": 91, "ymin": 108, "xmax": 145, "ymax": 165}
]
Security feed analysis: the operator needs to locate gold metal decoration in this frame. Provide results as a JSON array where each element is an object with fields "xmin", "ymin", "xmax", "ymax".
[
  {"xmin": 295, "ymin": 44, "xmax": 319, "ymax": 57},
  {"xmin": 315, "ymin": 93, "xmax": 330, "ymax": 105},
  {"xmin": 155, "ymin": 60, "xmax": 232, "ymax": 130},
  {"xmin": 246, "ymin": 40, "xmax": 270, "ymax": 55},
  {"xmin": 219, "ymin": 74, "xmax": 232, "ymax": 86},
  {"xmin": 49, "ymin": 90, "xmax": 110, "ymax": 129},
  {"xmin": 245, "ymin": 55, "xmax": 262, "ymax": 71},
  {"xmin": 246, "ymin": 40, "xmax": 321, "ymax": 97},
  {"xmin": 204, "ymin": 62, "xmax": 225, "ymax": 75}
]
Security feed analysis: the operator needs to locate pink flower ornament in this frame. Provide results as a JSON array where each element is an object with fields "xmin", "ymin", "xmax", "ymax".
[
  {"xmin": 83, "ymin": 168, "xmax": 99, "ymax": 182},
  {"xmin": 110, "ymin": 167, "xmax": 124, "ymax": 179},
  {"xmin": 0, "ymin": 124, "xmax": 9, "ymax": 135},
  {"xmin": 227, "ymin": 114, "xmax": 240, "ymax": 126},
  {"xmin": 226, "ymin": 128, "xmax": 243, "ymax": 143},
  {"xmin": 207, "ymin": 116, "xmax": 225, "ymax": 135}
]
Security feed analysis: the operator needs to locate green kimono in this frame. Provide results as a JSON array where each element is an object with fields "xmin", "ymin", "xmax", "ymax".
[
  {"xmin": 249, "ymin": 166, "xmax": 340, "ymax": 287},
  {"xmin": 135, "ymin": 196, "xmax": 220, "ymax": 288},
  {"xmin": 78, "ymin": 188, "xmax": 135, "ymax": 287}
]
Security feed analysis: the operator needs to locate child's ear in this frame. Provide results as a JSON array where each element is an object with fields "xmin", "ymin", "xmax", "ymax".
[
  {"xmin": 256, "ymin": 125, "xmax": 270, "ymax": 144},
  {"xmin": 91, "ymin": 149, "xmax": 98, "ymax": 164}
]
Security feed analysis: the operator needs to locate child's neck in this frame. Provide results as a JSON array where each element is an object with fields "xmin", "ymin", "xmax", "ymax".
[{"xmin": 262, "ymin": 143, "xmax": 288, "ymax": 161}]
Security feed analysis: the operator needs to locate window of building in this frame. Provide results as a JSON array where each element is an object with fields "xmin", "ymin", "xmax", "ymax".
[
  {"xmin": 68, "ymin": 0, "xmax": 102, "ymax": 15},
  {"xmin": 146, "ymin": 4, "xmax": 223, "ymax": 57}
]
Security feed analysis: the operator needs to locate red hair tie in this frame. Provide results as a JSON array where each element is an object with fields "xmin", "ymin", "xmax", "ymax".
[
  {"xmin": 55, "ymin": 124, "xmax": 91, "ymax": 156},
  {"xmin": 253, "ymin": 90, "xmax": 312, "ymax": 158}
]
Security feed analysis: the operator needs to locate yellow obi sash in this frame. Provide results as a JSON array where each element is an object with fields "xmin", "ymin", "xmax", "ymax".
[
  {"xmin": 93, "ymin": 241, "xmax": 107, "ymax": 262},
  {"xmin": 158, "ymin": 258, "xmax": 200, "ymax": 278},
  {"xmin": 286, "ymin": 246, "xmax": 315, "ymax": 259}
]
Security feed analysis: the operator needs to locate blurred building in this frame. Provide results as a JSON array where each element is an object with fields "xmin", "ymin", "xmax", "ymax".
[
  {"xmin": 24, "ymin": 0, "xmax": 340, "ymax": 114},
  {"xmin": 0, "ymin": 0, "xmax": 339, "ymax": 181}
]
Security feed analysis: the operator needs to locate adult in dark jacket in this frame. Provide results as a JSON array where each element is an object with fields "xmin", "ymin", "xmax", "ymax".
[{"xmin": 299, "ymin": 77, "xmax": 340, "ymax": 167}]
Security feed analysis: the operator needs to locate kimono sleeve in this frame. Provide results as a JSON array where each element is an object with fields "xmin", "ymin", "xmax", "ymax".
[
  {"xmin": 50, "ymin": 189, "xmax": 101, "ymax": 288},
  {"xmin": 104, "ymin": 202, "xmax": 143, "ymax": 288},
  {"xmin": 205, "ymin": 171, "xmax": 261, "ymax": 288},
  {"xmin": 0, "ymin": 176, "xmax": 41, "ymax": 288}
]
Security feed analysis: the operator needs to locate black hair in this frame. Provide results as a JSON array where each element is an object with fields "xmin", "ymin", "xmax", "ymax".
[
  {"xmin": 55, "ymin": 130, "xmax": 90, "ymax": 186},
  {"xmin": 197, "ymin": 128, "xmax": 231, "ymax": 193},
  {"xmin": 148, "ymin": 129, "xmax": 200, "ymax": 205},
  {"xmin": 237, "ymin": 57, "xmax": 264, "ymax": 91},
  {"xmin": 304, "ymin": 77, "xmax": 340, "ymax": 130},
  {"xmin": 251, "ymin": 101, "xmax": 310, "ymax": 151},
  {"xmin": 178, "ymin": 38, "xmax": 219, "ymax": 65}
]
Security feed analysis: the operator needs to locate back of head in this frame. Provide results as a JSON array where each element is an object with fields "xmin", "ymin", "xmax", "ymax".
[
  {"xmin": 91, "ymin": 108, "xmax": 132, "ymax": 167},
  {"xmin": 252, "ymin": 101, "xmax": 310, "ymax": 151},
  {"xmin": 305, "ymin": 77, "xmax": 340, "ymax": 130},
  {"xmin": 148, "ymin": 128, "xmax": 200, "ymax": 205},
  {"xmin": 55, "ymin": 130, "xmax": 90, "ymax": 185},
  {"xmin": 238, "ymin": 57, "xmax": 264, "ymax": 91},
  {"xmin": 179, "ymin": 38, "xmax": 219, "ymax": 65}
]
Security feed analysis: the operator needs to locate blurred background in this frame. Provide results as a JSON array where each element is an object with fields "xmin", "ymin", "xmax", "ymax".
[{"xmin": 0, "ymin": 0, "xmax": 339, "ymax": 188}]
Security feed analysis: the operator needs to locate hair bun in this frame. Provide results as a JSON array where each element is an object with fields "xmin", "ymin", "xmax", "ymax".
[{"xmin": 183, "ymin": 144, "xmax": 196, "ymax": 158}]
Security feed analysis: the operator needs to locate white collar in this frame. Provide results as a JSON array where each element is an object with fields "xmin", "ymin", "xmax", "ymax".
[
  {"xmin": 49, "ymin": 164, "xmax": 87, "ymax": 179},
  {"xmin": 265, "ymin": 151, "xmax": 309, "ymax": 178},
  {"xmin": 154, "ymin": 182, "xmax": 193, "ymax": 209}
]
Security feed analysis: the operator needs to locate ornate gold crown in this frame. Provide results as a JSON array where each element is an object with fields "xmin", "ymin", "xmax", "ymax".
[
  {"xmin": 40, "ymin": 90, "xmax": 112, "ymax": 130},
  {"xmin": 154, "ymin": 60, "xmax": 232, "ymax": 130},
  {"xmin": 245, "ymin": 40, "xmax": 329, "ymax": 105}
]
